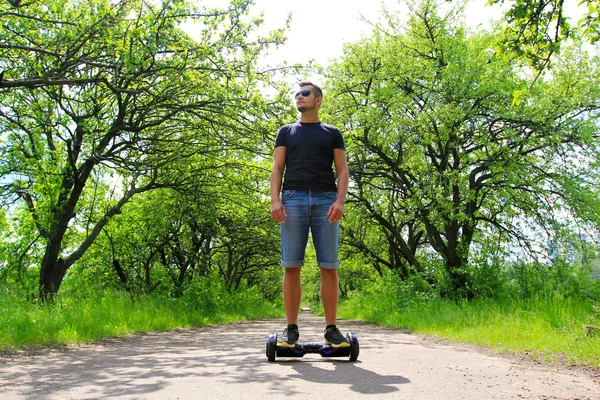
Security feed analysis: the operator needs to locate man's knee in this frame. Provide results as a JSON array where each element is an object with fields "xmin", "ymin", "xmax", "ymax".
[
  {"xmin": 284, "ymin": 266, "xmax": 302, "ymax": 278},
  {"xmin": 319, "ymin": 267, "xmax": 338, "ymax": 280}
]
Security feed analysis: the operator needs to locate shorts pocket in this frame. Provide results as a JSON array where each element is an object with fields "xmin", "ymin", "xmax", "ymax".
[
  {"xmin": 325, "ymin": 191, "xmax": 338, "ymax": 200},
  {"xmin": 282, "ymin": 190, "xmax": 296, "ymax": 199}
]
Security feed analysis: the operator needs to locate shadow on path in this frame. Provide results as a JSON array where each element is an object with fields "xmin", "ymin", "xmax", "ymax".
[
  {"xmin": 283, "ymin": 360, "xmax": 410, "ymax": 394},
  {"xmin": 0, "ymin": 315, "xmax": 410, "ymax": 399}
]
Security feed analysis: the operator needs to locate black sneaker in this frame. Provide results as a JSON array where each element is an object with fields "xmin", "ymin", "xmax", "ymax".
[
  {"xmin": 324, "ymin": 326, "xmax": 350, "ymax": 348},
  {"xmin": 277, "ymin": 325, "xmax": 299, "ymax": 348}
]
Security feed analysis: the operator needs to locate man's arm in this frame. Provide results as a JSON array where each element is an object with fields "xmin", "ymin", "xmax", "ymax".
[
  {"xmin": 328, "ymin": 148, "xmax": 349, "ymax": 223},
  {"xmin": 270, "ymin": 146, "xmax": 287, "ymax": 223}
]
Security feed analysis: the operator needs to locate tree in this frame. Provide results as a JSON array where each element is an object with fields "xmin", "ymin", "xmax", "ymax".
[
  {"xmin": 325, "ymin": 1, "xmax": 600, "ymax": 296},
  {"xmin": 75, "ymin": 163, "xmax": 281, "ymax": 298},
  {"xmin": 488, "ymin": 0, "xmax": 600, "ymax": 70},
  {"xmin": 86, "ymin": 188, "xmax": 219, "ymax": 297},
  {"xmin": 211, "ymin": 203, "xmax": 280, "ymax": 292},
  {"xmin": 0, "ymin": 0, "xmax": 284, "ymax": 300}
]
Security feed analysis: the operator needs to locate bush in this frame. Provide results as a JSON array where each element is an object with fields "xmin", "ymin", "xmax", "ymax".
[
  {"xmin": 341, "ymin": 271, "xmax": 438, "ymax": 321},
  {"xmin": 0, "ymin": 275, "xmax": 283, "ymax": 350}
]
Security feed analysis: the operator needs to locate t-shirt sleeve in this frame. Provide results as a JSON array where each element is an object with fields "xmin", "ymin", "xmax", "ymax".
[
  {"xmin": 332, "ymin": 127, "xmax": 345, "ymax": 150},
  {"xmin": 274, "ymin": 126, "xmax": 288, "ymax": 148}
]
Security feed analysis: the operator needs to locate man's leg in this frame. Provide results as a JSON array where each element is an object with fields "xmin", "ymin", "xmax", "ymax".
[
  {"xmin": 311, "ymin": 191, "xmax": 341, "ymax": 326},
  {"xmin": 283, "ymin": 266, "xmax": 302, "ymax": 325},
  {"xmin": 320, "ymin": 267, "xmax": 339, "ymax": 326},
  {"xmin": 278, "ymin": 190, "xmax": 308, "ymax": 346},
  {"xmin": 312, "ymin": 191, "xmax": 349, "ymax": 347},
  {"xmin": 280, "ymin": 190, "xmax": 308, "ymax": 325}
]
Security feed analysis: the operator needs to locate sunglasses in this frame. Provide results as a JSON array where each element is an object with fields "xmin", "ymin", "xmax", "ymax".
[{"xmin": 294, "ymin": 89, "xmax": 312, "ymax": 99}]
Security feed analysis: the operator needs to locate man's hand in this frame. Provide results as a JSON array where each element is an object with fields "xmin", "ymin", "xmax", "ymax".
[
  {"xmin": 327, "ymin": 200, "xmax": 344, "ymax": 223},
  {"xmin": 270, "ymin": 201, "xmax": 287, "ymax": 223}
]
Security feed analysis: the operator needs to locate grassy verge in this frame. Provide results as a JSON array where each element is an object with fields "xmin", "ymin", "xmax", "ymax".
[
  {"xmin": 338, "ymin": 289, "xmax": 600, "ymax": 367},
  {"xmin": 0, "ymin": 285, "xmax": 284, "ymax": 350}
]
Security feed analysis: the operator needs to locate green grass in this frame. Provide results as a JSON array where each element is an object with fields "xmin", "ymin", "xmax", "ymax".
[
  {"xmin": 0, "ymin": 285, "xmax": 284, "ymax": 350},
  {"xmin": 339, "ymin": 290, "xmax": 600, "ymax": 367},
  {"xmin": 3, "ymin": 275, "xmax": 599, "ymax": 369}
]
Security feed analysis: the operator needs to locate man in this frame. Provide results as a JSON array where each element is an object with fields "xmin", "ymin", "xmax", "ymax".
[{"xmin": 270, "ymin": 81, "xmax": 350, "ymax": 348}]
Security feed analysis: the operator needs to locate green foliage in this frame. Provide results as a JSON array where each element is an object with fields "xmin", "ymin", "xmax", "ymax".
[
  {"xmin": 287, "ymin": 242, "xmax": 380, "ymax": 312},
  {"xmin": 0, "ymin": 207, "xmax": 42, "ymax": 293},
  {"xmin": 0, "ymin": 277, "xmax": 283, "ymax": 349},
  {"xmin": 326, "ymin": 0, "xmax": 600, "ymax": 298},
  {"xmin": 181, "ymin": 271, "xmax": 280, "ymax": 317},
  {"xmin": 1, "ymin": 1, "xmax": 600, "ymax": 369},
  {"xmin": 0, "ymin": 0, "xmax": 288, "ymax": 299},
  {"xmin": 341, "ymin": 270, "xmax": 439, "ymax": 320},
  {"xmin": 337, "ymin": 257, "xmax": 381, "ymax": 298},
  {"xmin": 340, "ymin": 265, "xmax": 600, "ymax": 366},
  {"xmin": 68, "ymin": 166, "xmax": 281, "ymax": 298},
  {"xmin": 489, "ymin": 0, "xmax": 600, "ymax": 70},
  {"xmin": 434, "ymin": 261, "xmax": 504, "ymax": 300}
]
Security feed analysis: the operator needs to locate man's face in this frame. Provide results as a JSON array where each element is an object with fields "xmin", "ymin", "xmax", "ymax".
[{"xmin": 295, "ymin": 86, "xmax": 320, "ymax": 112}]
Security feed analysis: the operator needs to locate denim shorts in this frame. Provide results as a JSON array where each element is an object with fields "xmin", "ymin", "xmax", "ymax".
[{"xmin": 280, "ymin": 190, "xmax": 340, "ymax": 269}]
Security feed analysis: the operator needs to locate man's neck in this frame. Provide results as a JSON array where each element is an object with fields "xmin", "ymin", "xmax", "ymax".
[{"xmin": 300, "ymin": 110, "xmax": 320, "ymax": 123}]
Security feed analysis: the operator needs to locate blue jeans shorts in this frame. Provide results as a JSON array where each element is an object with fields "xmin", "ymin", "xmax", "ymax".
[{"xmin": 280, "ymin": 190, "xmax": 340, "ymax": 270}]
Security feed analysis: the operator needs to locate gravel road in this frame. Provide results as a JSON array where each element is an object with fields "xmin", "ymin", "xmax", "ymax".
[{"xmin": 1, "ymin": 310, "xmax": 598, "ymax": 399}]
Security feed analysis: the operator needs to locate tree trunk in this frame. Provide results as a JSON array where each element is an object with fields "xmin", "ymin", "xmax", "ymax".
[
  {"xmin": 113, "ymin": 260, "xmax": 131, "ymax": 293},
  {"xmin": 39, "ymin": 255, "xmax": 69, "ymax": 302},
  {"xmin": 38, "ymin": 211, "xmax": 74, "ymax": 301},
  {"xmin": 174, "ymin": 264, "xmax": 189, "ymax": 297}
]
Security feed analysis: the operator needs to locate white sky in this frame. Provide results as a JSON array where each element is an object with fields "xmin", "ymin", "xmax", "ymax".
[{"xmin": 247, "ymin": 0, "xmax": 503, "ymax": 67}]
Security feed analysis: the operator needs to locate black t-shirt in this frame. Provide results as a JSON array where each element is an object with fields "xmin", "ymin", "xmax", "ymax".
[{"xmin": 275, "ymin": 121, "xmax": 345, "ymax": 191}]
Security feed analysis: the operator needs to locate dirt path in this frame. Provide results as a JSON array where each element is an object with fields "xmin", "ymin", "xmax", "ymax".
[{"xmin": 0, "ymin": 310, "xmax": 598, "ymax": 399}]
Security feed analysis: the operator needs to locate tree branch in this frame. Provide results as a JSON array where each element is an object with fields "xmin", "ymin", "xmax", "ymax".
[{"xmin": 14, "ymin": 189, "xmax": 49, "ymax": 239}]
